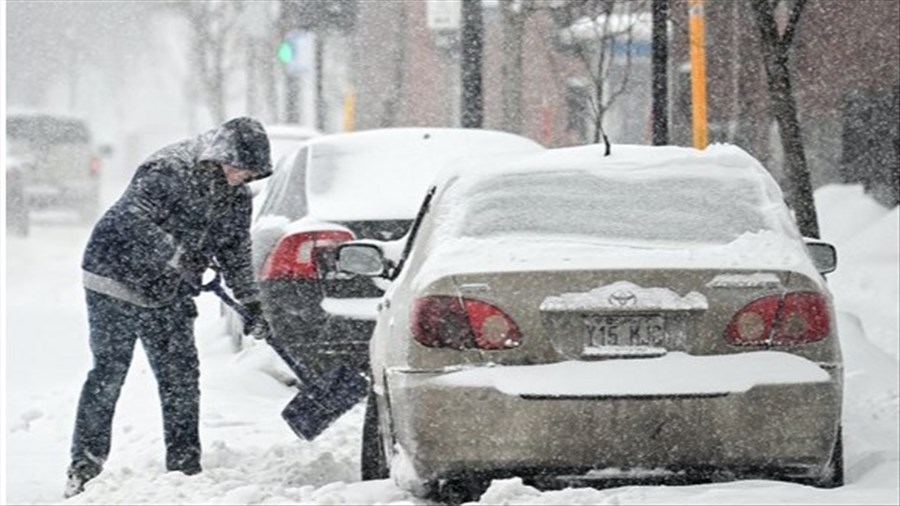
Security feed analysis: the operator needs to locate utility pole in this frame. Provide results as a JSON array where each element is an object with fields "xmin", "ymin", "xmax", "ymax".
[
  {"xmin": 278, "ymin": 1, "xmax": 302, "ymax": 124},
  {"xmin": 651, "ymin": 0, "xmax": 669, "ymax": 145},
  {"xmin": 460, "ymin": 0, "xmax": 483, "ymax": 128},
  {"xmin": 285, "ymin": 74, "xmax": 301, "ymax": 123},
  {"xmin": 688, "ymin": 0, "xmax": 709, "ymax": 149}
]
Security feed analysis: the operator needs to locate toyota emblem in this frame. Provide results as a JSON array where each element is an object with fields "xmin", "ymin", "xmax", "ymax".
[{"xmin": 609, "ymin": 291, "xmax": 637, "ymax": 306}]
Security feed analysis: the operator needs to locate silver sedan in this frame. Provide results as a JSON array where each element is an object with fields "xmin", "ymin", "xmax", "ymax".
[{"xmin": 339, "ymin": 143, "xmax": 843, "ymax": 501}]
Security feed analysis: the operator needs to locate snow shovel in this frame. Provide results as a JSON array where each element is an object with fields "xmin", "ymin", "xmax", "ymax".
[{"xmin": 200, "ymin": 268, "xmax": 369, "ymax": 441}]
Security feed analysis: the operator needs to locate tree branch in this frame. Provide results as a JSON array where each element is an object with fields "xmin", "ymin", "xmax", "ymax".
[{"xmin": 780, "ymin": 0, "xmax": 807, "ymax": 49}]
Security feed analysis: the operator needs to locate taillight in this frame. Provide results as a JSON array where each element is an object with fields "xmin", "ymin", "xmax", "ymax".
[
  {"xmin": 725, "ymin": 291, "xmax": 831, "ymax": 345},
  {"xmin": 260, "ymin": 230, "xmax": 354, "ymax": 281},
  {"xmin": 410, "ymin": 295, "xmax": 522, "ymax": 350},
  {"xmin": 775, "ymin": 292, "xmax": 831, "ymax": 343},
  {"xmin": 89, "ymin": 155, "xmax": 102, "ymax": 176}
]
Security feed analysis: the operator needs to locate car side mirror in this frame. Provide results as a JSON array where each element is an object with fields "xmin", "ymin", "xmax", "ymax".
[
  {"xmin": 805, "ymin": 239, "xmax": 837, "ymax": 275},
  {"xmin": 337, "ymin": 243, "xmax": 388, "ymax": 277}
]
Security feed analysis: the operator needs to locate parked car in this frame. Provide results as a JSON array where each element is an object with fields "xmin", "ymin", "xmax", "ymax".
[
  {"xmin": 338, "ymin": 143, "xmax": 843, "ymax": 500},
  {"xmin": 6, "ymin": 153, "xmax": 31, "ymax": 236},
  {"xmin": 5, "ymin": 111, "xmax": 110, "ymax": 222},
  {"xmin": 241, "ymin": 128, "xmax": 544, "ymax": 392}
]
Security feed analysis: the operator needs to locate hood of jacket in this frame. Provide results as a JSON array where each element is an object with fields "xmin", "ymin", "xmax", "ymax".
[{"xmin": 197, "ymin": 116, "xmax": 273, "ymax": 180}]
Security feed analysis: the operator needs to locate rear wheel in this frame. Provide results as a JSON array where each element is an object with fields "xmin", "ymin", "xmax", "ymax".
[
  {"xmin": 360, "ymin": 388, "xmax": 389, "ymax": 480},
  {"xmin": 815, "ymin": 427, "xmax": 844, "ymax": 488},
  {"xmin": 9, "ymin": 204, "xmax": 29, "ymax": 236},
  {"xmin": 7, "ymin": 175, "xmax": 29, "ymax": 236},
  {"xmin": 424, "ymin": 476, "xmax": 490, "ymax": 504}
]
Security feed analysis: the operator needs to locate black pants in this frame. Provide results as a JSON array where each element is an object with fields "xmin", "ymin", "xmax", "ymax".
[{"xmin": 70, "ymin": 290, "xmax": 201, "ymax": 475}]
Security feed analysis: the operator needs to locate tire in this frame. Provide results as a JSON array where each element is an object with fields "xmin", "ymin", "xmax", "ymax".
[
  {"xmin": 815, "ymin": 427, "xmax": 844, "ymax": 488},
  {"xmin": 360, "ymin": 388, "xmax": 389, "ymax": 480},
  {"xmin": 424, "ymin": 476, "xmax": 490, "ymax": 504},
  {"xmin": 7, "ymin": 176, "xmax": 29, "ymax": 236},
  {"xmin": 10, "ymin": 207, "xmax": 29, "ymax": 236}
]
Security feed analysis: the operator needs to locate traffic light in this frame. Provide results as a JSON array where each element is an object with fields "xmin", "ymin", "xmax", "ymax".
[
  {"xmin": 277, "ymin": 30, "xmax": 312, "ymax": 76},
  {"xmin": 277, "ymin": 39, "xmax": 294, "ymax": 64}
]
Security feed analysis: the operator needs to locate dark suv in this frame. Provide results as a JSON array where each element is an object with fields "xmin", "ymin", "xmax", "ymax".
[
  {"xmin": 6, "ymin": 112, "xmax": 108, "ymax": 222},
  {"xmin": 238, "ymin": 128, "xmax": 544, "ymax": 386}
]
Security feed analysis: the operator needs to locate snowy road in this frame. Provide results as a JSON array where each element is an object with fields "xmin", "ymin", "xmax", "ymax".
[{"xmin": 4, "ymin": 185, "xmax": 899, "ymax": 504}]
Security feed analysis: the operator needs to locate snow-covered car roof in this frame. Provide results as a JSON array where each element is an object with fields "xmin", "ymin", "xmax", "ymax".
[
  {"xmin": 436, "ymin": 142, "xmax": 782, "ymax": 188},
  {"xmin": 265, "ymin": 123, "xmax": 322, "ymax": 165},
  {"xmin": 303, "ymin": 127, "xmax": 544, "ymax": 221},
  {"xmin": 266, "ymin": 124, "xmax": 322, "ymax": 140}
]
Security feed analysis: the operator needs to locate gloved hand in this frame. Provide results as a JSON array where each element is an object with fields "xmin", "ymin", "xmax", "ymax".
[{"xmin": 243, "ymin": 301, "xmax": 272, "ymax": 340}]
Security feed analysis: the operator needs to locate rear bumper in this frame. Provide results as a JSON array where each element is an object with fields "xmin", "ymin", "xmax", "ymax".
[{"xmin": 386, "ymin": 358, "xmax": 842, "ymax": 483}]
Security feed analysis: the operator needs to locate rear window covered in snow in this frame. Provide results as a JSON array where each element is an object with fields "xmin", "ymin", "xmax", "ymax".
[{"xmin": 447, "ymin": 171, "xmax": 783, "ymax": 245}]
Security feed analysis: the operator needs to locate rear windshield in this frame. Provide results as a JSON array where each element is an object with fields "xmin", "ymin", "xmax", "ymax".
[
  {"xmin": 7, "ymin": 115, "xmax": 91, "ymax": 144},
  {"xmin": 258, "ymin": 147, "xmax": 309, "ymax": 221},
  {"xmin": 444, "ymin": 171, "xmax": 786, "ymax": 245}
]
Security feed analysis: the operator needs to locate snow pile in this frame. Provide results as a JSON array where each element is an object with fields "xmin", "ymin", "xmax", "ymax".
[
  {"xmin": 817, "ymin": 184, "xmax": 900, "ymax": 361},
  {"xmin": 431, "ymin": 351, "xmax": 830, "ymax": 397},
  {"xmin": 541, "ymin": 281, "xmax": 708, "ymax": 312}
]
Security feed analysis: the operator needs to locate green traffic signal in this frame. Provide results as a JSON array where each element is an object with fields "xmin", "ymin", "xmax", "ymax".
[{"xmin": 277, "ymin": 40, "xmax": 294, "ymax": 64}]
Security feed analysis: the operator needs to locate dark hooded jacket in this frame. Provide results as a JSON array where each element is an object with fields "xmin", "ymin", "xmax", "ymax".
[{"xmin": 82, "ymin": 117, "xmax": 272, "ymax": 307}]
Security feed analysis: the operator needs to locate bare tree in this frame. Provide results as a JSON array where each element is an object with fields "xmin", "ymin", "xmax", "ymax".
[
  {"xmin": 166, "ymin": 2, "xmax": 247, "ymax": 124},
  {"xmin": 749, "ymin": 0, "xmax": 819, "ymax": 238},
  {"xmin": 547, "ymin": 0, "xmax": 649, "ymax": 144}
]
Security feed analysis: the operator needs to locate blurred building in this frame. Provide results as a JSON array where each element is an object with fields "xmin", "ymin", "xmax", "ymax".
[
  {"xmin": 343, "ymin": 0, "xmax": 899, "ymax": 206},
  {"xmin": 668, "ymin": 0, "xmax": 899, "ymax": 207}
]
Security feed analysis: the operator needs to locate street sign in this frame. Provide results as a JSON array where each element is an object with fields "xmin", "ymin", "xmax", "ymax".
[{"xmin": 427, "ymin": 0, "xmax": 461, "ymax": 31}]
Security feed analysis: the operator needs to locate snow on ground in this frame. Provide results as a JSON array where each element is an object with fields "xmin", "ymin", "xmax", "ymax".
[{"xmin": 2, "ymin": 183, "xmax": 898, "ymax": 505}]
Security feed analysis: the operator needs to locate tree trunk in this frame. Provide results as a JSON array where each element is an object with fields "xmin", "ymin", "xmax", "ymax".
[
  {"xmin": 750, "ymin": 0, "xmax": 819, "ymax": 238},
  {"xmin": 651, "ymin": 0, "xmax": 668, "ymax": 145},
  {"xmin": 461, "ymin": 0, "xmax": 484, "ymax": 128}
]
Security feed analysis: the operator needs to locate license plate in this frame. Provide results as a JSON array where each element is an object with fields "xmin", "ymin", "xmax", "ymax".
[{"xmin": 583, "ymin": 314, "xmax": 667, "ymax": 347}]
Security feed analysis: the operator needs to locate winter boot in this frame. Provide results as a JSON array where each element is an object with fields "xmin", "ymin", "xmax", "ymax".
[{"xmin": 63, "ymin": 461, "xmax": 101, "ymax": 498}]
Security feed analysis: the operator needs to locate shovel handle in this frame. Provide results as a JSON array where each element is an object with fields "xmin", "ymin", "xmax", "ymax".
[{"xmin": 199, "ymin": 265, "xmax": 322, "ymax": 388}]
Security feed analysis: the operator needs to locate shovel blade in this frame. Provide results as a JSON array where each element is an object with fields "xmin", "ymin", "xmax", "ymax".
[{"xmin": 281, "ymin": 364, "xmax": 369, "ymax": 441}]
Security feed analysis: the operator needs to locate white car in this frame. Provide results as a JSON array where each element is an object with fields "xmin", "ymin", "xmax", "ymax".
[
  {"xmin": 339, "ymin": 143, "xmax": 843, "ymax": 501},
  {"xmin": 6, "ymin": 111, "xmax": 110, "ymax": 222}
]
